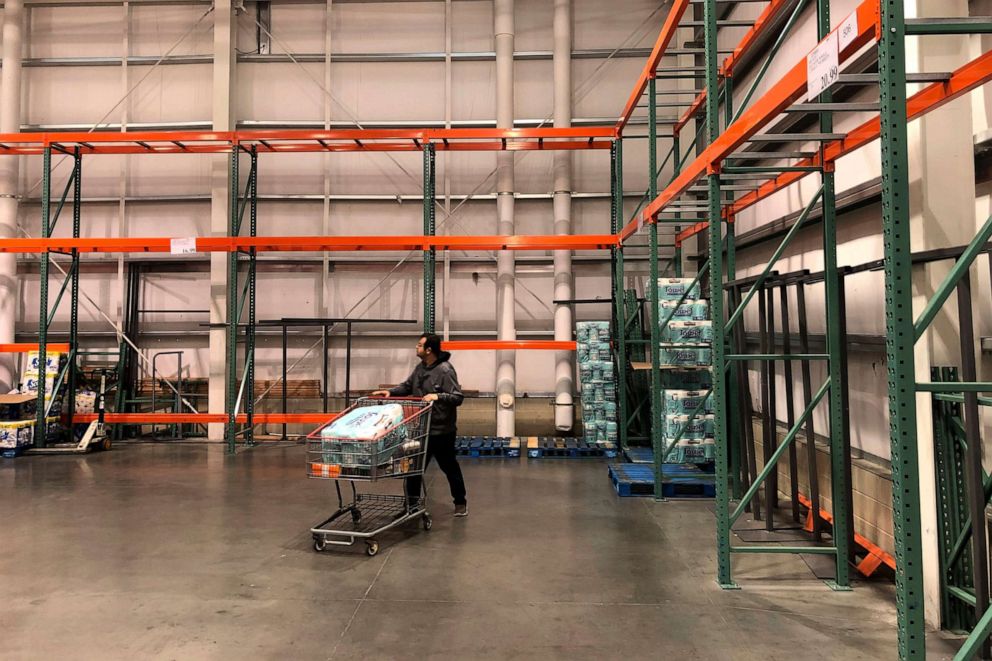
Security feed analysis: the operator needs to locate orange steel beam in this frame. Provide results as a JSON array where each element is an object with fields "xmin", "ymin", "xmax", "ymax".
[
  {"xmin": 0, "ymin": 342, "xmax": 71, "ymax": 353},
  {"xmin": 797, "ymin": 493, "xmax": 896, "ymax": 576},
  {"xmin": 675, "ymin": 91, "xmax": 708, "ymax": 135},
  {"xmin": 674, "ymin": 0, "xmax": 794, "ymax": 135},
  {"xmin": 443, "ymin": 340, "xmax": 577, "ymax": 351},
  {"xmin": 616, "ymin": 0, "xmax": 691, "ymax": 135},
  {"xmin": 619, "ymin": 0, "xmax": 878, "ymax": 244},
  {"xmin": 0, "ymin": 234, "xmax": 618, "ymax": 254},
  {"xmin": 676, "ymin": 45, "xmax": 992, "ymax": 244},
  {"xmin": 0, "ymin": 128, "xmax": 615, "ymax": 156},
  {"xmin": 70, "ymin": 412, "xmax": 336, "ymax": 424}
]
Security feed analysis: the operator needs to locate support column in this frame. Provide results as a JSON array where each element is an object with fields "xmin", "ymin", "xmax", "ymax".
[
  {"xmin": 880, "ymin": 0, "xmax": 926, "ymax": 655},
  {"xmin": 0, "ymin": 0, "xmax": 23, "ymax": 390},
  {"xmin": 209, "ymin": 0, "xmax": 236, "ymax": 440},
  {"xmin": 817, "ymin": 0, "xmax": 851, "ymax": 591},
  {"xmin": 494, "ymin": 0, "xmax": 515, "ymax": 437},
  {"xmin": 552, "ymin": 0, "xmax": 574, "ymax": 432},
  {"xmin": 905, "ymin": 0, "xmax": 977, "ymax": 631}
]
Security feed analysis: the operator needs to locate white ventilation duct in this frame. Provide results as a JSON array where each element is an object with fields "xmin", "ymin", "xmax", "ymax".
[
  {"xmin": 552, "ymin": 0, "xmax": 574, "ymax": 432},
  {"xmin": 494, "ymin": 0, "xmax": 516, "ymax": 437},
  {"xmin": 0, "ymin": 0, "xmax": 23, "ymax": 391}
]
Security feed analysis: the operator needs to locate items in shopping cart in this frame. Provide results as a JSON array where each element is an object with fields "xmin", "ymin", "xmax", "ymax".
[{"xmin": 306, "ymin": 397, "xmax": 434, "ymax": 556}]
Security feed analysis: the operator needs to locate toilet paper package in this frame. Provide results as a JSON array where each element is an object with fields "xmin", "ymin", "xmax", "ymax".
[
  {"xmin": 657, "ymin": 347, "xmax": 712, "ymax": 367},
  {"xmin": 657, "ymin": 278, "xmax": 701, "ymax": 301},
  {"xmin": 663, "ymin": 390, "xmax": 714, "ymax": 416},
  {"xmin": 661, "ymin": 321, "xmax": 713, "ymax": 345}
]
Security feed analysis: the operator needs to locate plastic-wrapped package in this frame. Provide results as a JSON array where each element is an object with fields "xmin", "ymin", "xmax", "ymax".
[
  {"xmin": 656, "ymin": 277, "xmax": 701, "ymax": 301},
  {"xmin": 661, "ymin": 321, "xmax": 713, "ymax": 344}
]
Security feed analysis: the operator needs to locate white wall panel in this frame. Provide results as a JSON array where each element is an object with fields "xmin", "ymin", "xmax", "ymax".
[
  {"xmin": 127, "ymin": 63, "xmax": 212, "ymax": 125},
  {"xmin": 26, "ymin": 67, "xmax": 123, "ymax": 126},
  {"xmin": 239, "ymin": 62, "xmax": 326, "ymax": 122},
  {"xmin": 451, "ymin": 1, "xmax": 492, "ymax": 53},
  {"xmin": 331, "ymin": 1, "xmax": 445, "ymax": 54},
  {"xmin": 29, "ymin": 6, "xmax": 122, "ymax": 58},
  {"xmin": 129, "ymin": 4, "xmax": 213, "ymax": 58}
]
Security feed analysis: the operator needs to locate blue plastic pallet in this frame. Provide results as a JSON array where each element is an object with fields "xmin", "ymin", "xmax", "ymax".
[
  {"xmin": 624, "ymin": 447, "xmax": 654, "ymax": 464},
  {"xmin": 526, "ymin": 436, "xmax": 616, "ymax": 459},
  {"xmin": 455, "ymin": 436, "xmax": 520, "ymax": 458},
  {"xmin": 1, "ymin": 445, "xmax": 29, "ymax": 459},
  {"xmin": 608, "ymin": 463, "xmax": 715, "ymax": 498}
]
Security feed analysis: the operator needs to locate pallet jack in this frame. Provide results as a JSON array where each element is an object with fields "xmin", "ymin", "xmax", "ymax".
[{"xmin": 28, "ymin": 369, "xmax": 112, "ymax": 455}]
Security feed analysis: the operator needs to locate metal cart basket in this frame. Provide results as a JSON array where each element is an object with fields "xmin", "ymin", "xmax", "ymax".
[{"xmin": 306, "ymin": 397, "xmax": 432, "ymax": 556}]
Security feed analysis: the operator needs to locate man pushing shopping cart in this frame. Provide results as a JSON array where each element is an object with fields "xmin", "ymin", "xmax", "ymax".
[
  {"xmin": 374, "ymin": 333, "xmax": 468, "ymax": 518},
  {"xmin": 306, "ymin": 333, "xmax": 467, "ymax": 557}
]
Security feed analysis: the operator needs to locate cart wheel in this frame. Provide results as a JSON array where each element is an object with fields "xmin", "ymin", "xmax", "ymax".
[
  {"xmin": 313, "ymin": 537, "xmax": 326, "ymax": 552},
  {"xmin": 351, "ymin": 509, "xmax": 362, "ymax": 523},
  {"xmin": 422, "ymin": 514, "xmax": 433, "ymax": 531},
  {"xmin": 366, "ymin": 540, "xmax": 379, "ymax": 557},
  {"xmin": 101, "ymin": 438, "xmax": 112, "ymax": 451}
]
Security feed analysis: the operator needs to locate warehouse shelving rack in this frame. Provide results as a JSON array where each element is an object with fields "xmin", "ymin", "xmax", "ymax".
[
  {"xmin": 613, "ymin": 0, "xmax": 992, "ymax": 658},
  {"xmin": 0, "ymin": 128, "xmax": 615, "ymax": 454}
]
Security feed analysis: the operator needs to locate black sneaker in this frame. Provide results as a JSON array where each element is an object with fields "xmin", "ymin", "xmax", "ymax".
[{"xmin": 453, "ymin": 503, "xmax": 468, "ymax": 517}]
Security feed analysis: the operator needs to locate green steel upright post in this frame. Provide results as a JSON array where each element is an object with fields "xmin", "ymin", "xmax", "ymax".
[
  {"xmin": 423, "ymin": 143, "xmax": 436, "ymax": 334},
  {"xmin": 66, "ymin": 149, "xmax": 82, "ymax": 429},
  {"xmin": 879, "ymin": 0, "xmax": 926, "ymax": 656},
  {"xmin": 35, "ymin": 146, "xmax": 52, "ymax": 448},
  {"xmin": 648, "ymin": 77, "xmax": 665, "ymax": 495},
  {"xmin": 704, "ymin": 0, "xmax": 734, "ymax": 589},
  {"xmin": 818, "ymin": 0, "xmax": 852, "ymax": 591},
  {"xmin": 724, "ymin": 73, "xmax": 742, "ymax": 500},
  {"xmin": 613, "ymin": 140, "xmax": 630, "ymax": 451},
  {"xmin": 244, "ymin": 147, "xmax": 257, "ymax": 446},
  {"xmin": 225, "ymin": 148, "xmax": 240, "ymax": 454}
]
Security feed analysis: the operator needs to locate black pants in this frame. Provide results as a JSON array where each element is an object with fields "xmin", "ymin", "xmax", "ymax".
[{"xmin": 405, "ymin": 431, "xmax": 467, "ymax": 506}]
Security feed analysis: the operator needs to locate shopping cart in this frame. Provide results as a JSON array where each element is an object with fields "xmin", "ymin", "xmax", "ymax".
[{"xmin": 306, "ymin": 397, "xmax": 432, "ymax": 556}]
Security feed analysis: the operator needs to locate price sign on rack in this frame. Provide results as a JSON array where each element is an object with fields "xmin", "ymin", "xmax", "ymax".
[
  {"xmin": 838, "ymin": 11, "xmax": 859, "ymax": 52},
  {"xmin": 806, "ymin": 30, "xmax": 839, "ymax": 102},
  {"xmin": 170, "ymin": 237, "xmax": 197, "ymax": 255}
]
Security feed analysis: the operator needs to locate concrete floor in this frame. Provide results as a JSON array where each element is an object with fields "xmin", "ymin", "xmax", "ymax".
[{"xmin": 0, "ymin": 444, "xmax": 962, "ymax": 660}]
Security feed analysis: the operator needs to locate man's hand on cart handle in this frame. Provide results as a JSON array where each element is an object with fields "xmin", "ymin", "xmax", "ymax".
[
  {"xmin": 372, "ymin": 390, "xmax": 391, "ymax": 398},
  {"xmin": 422, "ymin": 393, "xmax": 439, "ymax": 403}
]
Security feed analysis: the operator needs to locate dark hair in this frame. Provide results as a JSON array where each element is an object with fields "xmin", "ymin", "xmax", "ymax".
[{"xmin": 420, "ymin": 333, "xmax": 443, "ymax": 356}]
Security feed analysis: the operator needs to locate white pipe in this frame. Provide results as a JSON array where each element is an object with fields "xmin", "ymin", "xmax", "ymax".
[
  {"xmin": 552, "ymin": 0, "xmax": 573, "ymax": 432},
  {"xmin": 0, "ymin": 0, "xmax": 23, "ymax": 391},
  {"xmin": 494, "ymin": 0, "xmax": 515, "ymax": 437}
]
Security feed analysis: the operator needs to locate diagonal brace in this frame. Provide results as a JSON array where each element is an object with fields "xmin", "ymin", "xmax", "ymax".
[
  {"xmin": 947, "ymin": 469, "xmax": 992, "ymax": 569},
  {"xmin": 914, "ymin": 214, "xmax": 992, "ymax": 342},
  {"xmin": 657, "ymin": 259, "xmax": 710, "ymax": 332},
  {"xmin": 660, "ymin": 386, "xmax": 713, "ymax": 461},
  {"xmin": 954, "ymin": 603, "xmax": 992, "ymax": 661},
  {"xmin": 47, "ymin": 164, "xmax": 78, "ymax": 236},
  {"xmin": 726, "ymin": 185, "xmax": 824, "ymax": 332},
  {"xmin": 730, "ymin": 376, "xmax": 831, "ymax": 526}
]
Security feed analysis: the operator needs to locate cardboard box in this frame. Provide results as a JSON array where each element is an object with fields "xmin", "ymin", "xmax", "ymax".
[
  {"xmin": 0, "ymin": 419, "xmax": 34, "ymax": 449},
  {"xmin": 0, "ymin": 393, "xmax": 37, "ymax": 422}
]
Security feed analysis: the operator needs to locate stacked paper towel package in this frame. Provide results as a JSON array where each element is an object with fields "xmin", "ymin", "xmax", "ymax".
[
  {"xmin": 657, "ymin": 278, "xmax": 715, "ymax": 464},
  {"xmin": 0, "ymin": 350, "xmax": 65, "ymax": 452},
  {"xmin": 576, "ymin": 321, "xmax": 618, "ymax": 451},
  {"xmin": 316, "ymin": 403, "xmax": 418, "ymax": 477}
]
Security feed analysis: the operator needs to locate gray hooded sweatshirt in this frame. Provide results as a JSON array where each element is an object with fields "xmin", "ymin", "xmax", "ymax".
[{"xmin": 388, "ymin": 351, "xmax": 464, "ymax": 435}]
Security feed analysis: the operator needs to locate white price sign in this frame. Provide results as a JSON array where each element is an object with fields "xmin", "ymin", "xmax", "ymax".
[
  {"xmin": 806, "ymin": 30, "xmax": 839, "ymax": 102},
  {"xmin": 170, "ymin": 237, "xmax": 197, "ymax": 255},
  {"xmin": 838, "ymin": 11, "xmax": 859, "ymax": 53}
]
